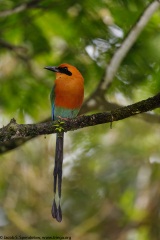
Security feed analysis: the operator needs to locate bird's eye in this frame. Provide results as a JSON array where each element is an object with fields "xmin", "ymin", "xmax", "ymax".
[
  {"xmin": 58, "ymin": 66, "xmax": 72, "ymax": 76},
  {"xmin": 63, "ymin": 67, "xmax": 68, "ymax": 71}
]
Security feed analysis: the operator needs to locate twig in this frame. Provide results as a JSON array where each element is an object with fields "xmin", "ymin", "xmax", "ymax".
[
  {"xmin": 0, "ymin": 39, "xmax": 26, "ymax": 51},
  {"xmin": 0, "ymin": 38, "xmax": 31, "ymax": 68},
  {"xmin": 0, "ymin": 0, "xmax": 40, "ymax": 18},
  {"xmin": 0, "ymin": 4, "xmax": 26, "ymax": 17}
]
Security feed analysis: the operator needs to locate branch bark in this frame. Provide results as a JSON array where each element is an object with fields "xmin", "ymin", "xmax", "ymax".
[{"xmin": 1, "ymin": 92, "xmax": 160, "ymax": 148}]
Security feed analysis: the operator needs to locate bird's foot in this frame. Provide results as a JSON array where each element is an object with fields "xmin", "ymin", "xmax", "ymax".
[{"xmin": 57, "ymin": 116, "xmax": 68, "ymax": 121}]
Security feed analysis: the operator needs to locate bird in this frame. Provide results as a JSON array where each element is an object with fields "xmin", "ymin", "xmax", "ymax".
[{"xmin": 45, "ymin": 63, "xmax": 84, "ymax": 222}]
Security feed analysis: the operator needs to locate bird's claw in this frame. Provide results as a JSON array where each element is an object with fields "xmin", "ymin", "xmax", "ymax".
[{"xmin": 57, "ymin": 116, "xmax": 68, "ymax": 121}]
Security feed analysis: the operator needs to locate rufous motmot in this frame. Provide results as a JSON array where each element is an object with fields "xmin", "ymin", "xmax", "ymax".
[{"xmin": 45, "ymin": 63, "xmax": 84, "ymax": 222}]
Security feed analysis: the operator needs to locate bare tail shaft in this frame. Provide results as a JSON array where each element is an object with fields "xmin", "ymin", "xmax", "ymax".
[{"xmin": 51, "ymin": 132, "xmax": 64, "ymax": 222}]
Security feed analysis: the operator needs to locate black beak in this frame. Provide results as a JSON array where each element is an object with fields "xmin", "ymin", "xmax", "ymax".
[{"xmin": 44, "ymin": 66, "xmax": 59, "ymax": 72}]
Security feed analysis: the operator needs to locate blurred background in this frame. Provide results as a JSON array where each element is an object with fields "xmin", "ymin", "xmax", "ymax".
[{"xmin": 0, "ymin": 0, "xmax": 160, "ymax": 239}]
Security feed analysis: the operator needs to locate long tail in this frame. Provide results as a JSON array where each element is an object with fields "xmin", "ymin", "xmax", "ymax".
[{"xmin": 51, "ymin": 132, "xmax": 64, "ymax": 222}]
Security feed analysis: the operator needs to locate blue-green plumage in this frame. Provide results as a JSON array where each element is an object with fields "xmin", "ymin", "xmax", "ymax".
[
  {"xmin": 50, "ymin": 86, "xmax": 55, "ymax": 120},
  {"xmin": 50, "ymin": 86, "xmax": 79, "ymax": 120}
]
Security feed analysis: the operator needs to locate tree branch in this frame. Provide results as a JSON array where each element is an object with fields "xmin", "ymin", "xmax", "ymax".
[
  {"xmin": 1, "ymin": 92, "xmax": 160, "ymax": 146},
  {"xmin": 85, "ymin": 1, "xmax": 160, "ymax": 110},
  {"xmin": 102, "ymin": 0, "xmax": 160, "ymax": 90},
  {"xmin": 1, "ymin": 99, "xmax": 160, "ymax": 154}
]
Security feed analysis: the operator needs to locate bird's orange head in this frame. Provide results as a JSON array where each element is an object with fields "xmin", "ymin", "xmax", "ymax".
[
  {"xmin": 44, "ymin": 63, "xmax": 84, "ymax": 82},
  {"xmin": 45, "ymin": 63, "xmax": 84, "ymax": 110}
]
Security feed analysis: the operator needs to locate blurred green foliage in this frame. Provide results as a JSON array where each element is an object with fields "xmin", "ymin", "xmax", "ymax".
[{"xmin": 0, "ymin": 0, "xmax": 160, "ymax": 239}]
